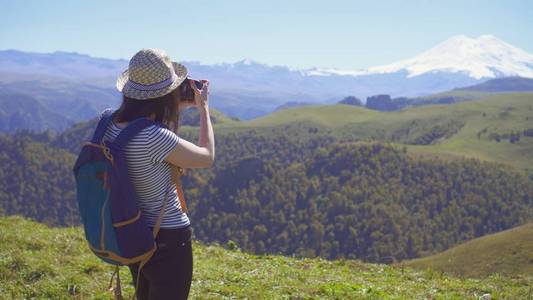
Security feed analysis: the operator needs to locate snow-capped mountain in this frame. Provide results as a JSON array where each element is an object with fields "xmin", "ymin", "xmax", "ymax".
[{"xmin": 307, "ymin": 35, "xmax": 533, "ymax": 79}]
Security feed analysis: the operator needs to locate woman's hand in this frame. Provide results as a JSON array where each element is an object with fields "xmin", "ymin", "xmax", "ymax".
[{"xmin": 190, "ymin": 79, "xmax": 209, "ymax": 109}]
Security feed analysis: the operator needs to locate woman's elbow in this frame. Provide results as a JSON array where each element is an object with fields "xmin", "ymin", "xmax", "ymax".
[
  {"xmin": 205, "ymin": 155, "xmax": 215, "ymax": 168},
  {"xmin": 199, "ymin": 154, "xmax": 214, "ymax": 168}
]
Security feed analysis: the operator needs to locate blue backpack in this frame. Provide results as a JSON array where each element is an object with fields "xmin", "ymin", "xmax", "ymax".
[{"xmin": 72, "ymin": 109, "xmax": 170, "ymax": 297}]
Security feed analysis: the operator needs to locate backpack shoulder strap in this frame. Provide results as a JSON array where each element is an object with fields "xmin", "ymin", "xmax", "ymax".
[
  {"xmin": 91, "ymin": 109, "xmax": 115, "ymax": 144},
  {"xmin": 171, "ymin": 167, "xmax": 188, "ymax": 213},
  {"xmin": 110, "ymin": 117, "xmax": 158, "ymax": 149}
]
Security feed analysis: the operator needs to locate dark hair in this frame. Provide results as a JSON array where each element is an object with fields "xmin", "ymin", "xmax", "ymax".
[{"xmin": 114, "ymin": 88, "xmax": 180, "ymax": 132}]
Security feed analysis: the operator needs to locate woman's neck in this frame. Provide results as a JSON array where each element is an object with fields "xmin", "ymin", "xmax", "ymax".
[{"xmin": 113, "ymin": 113, "xmax": 156, "ymax": 129}]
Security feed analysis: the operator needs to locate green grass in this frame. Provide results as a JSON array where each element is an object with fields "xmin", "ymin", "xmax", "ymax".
[
  {"xmin": 405, "ymin": 223, "xmax": 533, "ymax": 279},
  {"xmin": 1, "ymin": 216, "xmax": 532, "ymax": 299},
  {"xmin": 241, "ymin": 104, "xmax": 382, "ymax": 128},
  {"xmin": 209, "ymin": 92, "xmax": 533, "ymax": 171}
]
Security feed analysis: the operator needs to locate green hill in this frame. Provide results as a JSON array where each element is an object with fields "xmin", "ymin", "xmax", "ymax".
[
  {"xmin": 215, "ymin": 92, "xmax": 533, "ymax": 171},
  {"xmin": 405, "ymin": 223, "xmax": 533, "ymax": 278},
  {"xmin": 179, "ymin": 106, "xmax": 239, "ymax": 126},
  {"xmin": 1, "ymin": 216, "xmax": 531, "ymax": 299},
  {"xmin": 54, "ymin": 92, "xmax": 533, "ymax": 172}
]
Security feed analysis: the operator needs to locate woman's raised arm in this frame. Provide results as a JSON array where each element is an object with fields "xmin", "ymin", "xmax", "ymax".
[{"xmin": 164, "ymin": 80, "xmax": 215, "ymax": 168}]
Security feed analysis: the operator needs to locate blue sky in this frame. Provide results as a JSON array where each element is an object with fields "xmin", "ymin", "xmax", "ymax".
[{"xmin": 1, "ymin": 0, "xmax": 532, "ymax": 70}]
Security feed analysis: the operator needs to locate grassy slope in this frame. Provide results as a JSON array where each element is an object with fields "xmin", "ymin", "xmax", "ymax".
[
  {"xmin": 404, "ymin": 93, "xmax": 533, "ymax": 170},
  {"xmin": 213, "ymin": 92, "xmax": 533, "ymax": 171},
  {"xmin": 200, "ymin": 108, "xmax": 239, "ymax": 125},
  {"xmin": 405, "ymin": 223, "xmax": 533, "ymax": 278},
  {"xmin": 1, "ymin": 216, "xmax": 532, "ymax": 299}
]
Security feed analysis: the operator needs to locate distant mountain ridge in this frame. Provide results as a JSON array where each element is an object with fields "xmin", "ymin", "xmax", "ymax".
[
  {"xmin": 0, "ymin": 92, "xmax": 72, "ymax": 132},
  {"xmin": 363, "ymin": 77, "xmax": 533, "ymax": 111},
  {"xmin": 455, "ymin": 76, "xmax": 533, "ymax": 92},
  {"xmin": 1, "ymin": 35, "xmax": 532, "ymax": 121},
  {"xmin": 275, "ymin": 77, "xmax": 533, "ymax": 113},
  {"xmin": 0, "ymin": 49, "xmax": 127, "ymax": 83}
]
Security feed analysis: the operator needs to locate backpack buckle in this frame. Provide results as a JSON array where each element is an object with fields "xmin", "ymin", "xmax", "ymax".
[{"xmin": 101, "ymin": 141, "xmax": 114, "ymax": 163}]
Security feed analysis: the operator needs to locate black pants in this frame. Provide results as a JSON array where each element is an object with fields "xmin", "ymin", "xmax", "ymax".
[{"xmin": 129, "ymin": 225, "xmax": 193, "ymax": 300}]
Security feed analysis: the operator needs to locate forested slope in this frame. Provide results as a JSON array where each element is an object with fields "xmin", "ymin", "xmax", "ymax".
[
  {"xmin": 183, "ymin": 137, "xmax": 532, "ymax": 261},
  {"xmin": 1, "ymin": 129, "xmax": 531, "ymax": 262},
  {"xmin": 0, "ymin": 133, "xmax": 77, "ymax": 225}
]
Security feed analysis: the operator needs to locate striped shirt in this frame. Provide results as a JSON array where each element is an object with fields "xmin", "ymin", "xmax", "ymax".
[{"xmin": 100, "ymin": 110, "xmax": 191, "ymax": 229}]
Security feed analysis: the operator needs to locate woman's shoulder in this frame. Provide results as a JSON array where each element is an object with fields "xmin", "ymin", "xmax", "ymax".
[
  {"xmin": 143, "ymin": 124, "xmax": 180, "ymax": 164},
  {"xmin": 119, "ymin": 123, "xmax": 174, "ymax": 144},
  {"xmin": 145, "ymin": 124, "xmax": 179, "ymax": 141},
  {"xmin": 98, "ymin": 108, "xmax": 115, "ymax": 121}
]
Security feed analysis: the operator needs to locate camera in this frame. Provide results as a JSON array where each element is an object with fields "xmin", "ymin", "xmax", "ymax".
[{"xmin": 179, "ymin": 78, "xmax": 204, "ymax": 102}]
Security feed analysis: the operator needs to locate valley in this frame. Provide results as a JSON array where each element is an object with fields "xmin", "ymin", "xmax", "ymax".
[{"xmin": 1, "ymin": 94, "xmax": 532, "ymax": 266}]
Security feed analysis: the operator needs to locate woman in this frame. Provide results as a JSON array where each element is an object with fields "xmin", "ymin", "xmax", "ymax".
[{"xmin": 101, "ymin": 48, "xmax": 214, "ymax": 299}]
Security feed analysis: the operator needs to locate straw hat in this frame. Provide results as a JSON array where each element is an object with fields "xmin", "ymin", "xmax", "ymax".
[{"xmin": 116, "ymin": 48, "xmax": 188, "ymax": 100}]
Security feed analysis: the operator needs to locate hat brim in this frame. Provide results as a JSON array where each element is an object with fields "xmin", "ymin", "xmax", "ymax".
[{"xmin": 116, "ymin": 62, "xmax": 188, "ymax": 100}]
